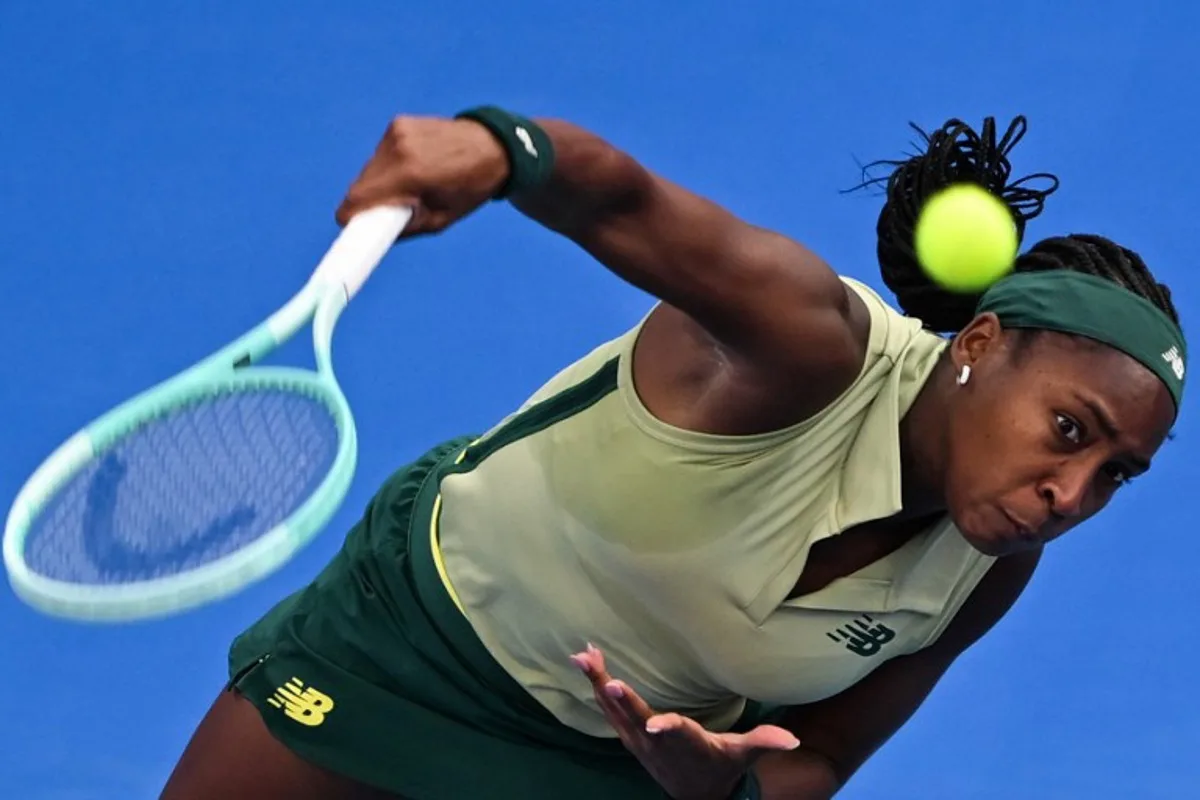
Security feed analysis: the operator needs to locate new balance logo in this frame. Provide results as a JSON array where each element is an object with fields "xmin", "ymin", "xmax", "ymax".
[
  {"xmin": 514, "ymin": 126, "xmax": 539, "ymax": 158},
  {"xmin": 826, "ymin": 614, "xmax": 896, "ymax": 657},
  {"xmin": 266, "ymin": 677, "xmax": 335, "ymax": 727},
  {"xmin": 1163, "ymin": 346, "xmax": 1185, "ymax": 381}
]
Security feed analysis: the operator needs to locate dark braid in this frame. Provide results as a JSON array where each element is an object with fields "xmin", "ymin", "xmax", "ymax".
[{"xmin": 859, "ymin": 116, "xmax": 1178, "ymax": 332}]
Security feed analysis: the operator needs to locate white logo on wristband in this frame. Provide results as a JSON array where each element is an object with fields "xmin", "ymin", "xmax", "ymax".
[{"xmin": 515, "ymin": 126, "xmax": 539, "ymax": 158}]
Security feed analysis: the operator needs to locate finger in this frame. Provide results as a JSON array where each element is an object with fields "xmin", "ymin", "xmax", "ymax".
[
  {"xmin": 337, "ymin": 188, "xmax": 422, "ymax": 229},
  {"xmin": 570, "ymin": 643, "xmax": 612, "ymax": 687},
  {"xmin": 643, "ymin": 712, "xmax": 730, "ymax": 762},
  {"xmin": 603, "ymin": 679, "xmax": 656, "ymax": 726},
  {"xmin": 570, "ymin": 648, "xmax": 657, "ymax": 744},
  {"xmin": 745, "ymin": 724, "xmax": 802, "ymax": 751},
  {"xmin": 571, "ymin": 650, "xmax": 638, "ymax": 736},
  {"xmin": 644, "ymin": 711, "xmax": 694, "ymax": 736},
  {"xmin": 568, "ymin": 648, "xmax": 601, "ymax": 684},
  {"xmin": 570, "ymin": 653, "xmax": 621, "ymax": 720},
  {"xmin": 586, "ymin": 642, "xmax": 608, "ymax": 674},
  {"xmin": 582, "ymin": 646, "xmax": 657, "ymax": 729},
  {"xmin": 600, "ymin": 679, "xmax": 651, "ymax": 733},
  {"xmin": 596, "ymin": 685, "xmax": 635, "ymax": 734},
  {"xmin": 569, "ymin": 642, "xmax": 606, "ymax": 683},
  {"xmin": 719, "ymin": 724, "xmax": 801, "ymax": 761}
]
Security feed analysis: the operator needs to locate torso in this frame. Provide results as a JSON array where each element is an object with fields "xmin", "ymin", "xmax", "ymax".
[
  {"xmin": 434, "ymin": 277, "xmax": 998, "ymax": 737},
  {"xmin": 634, "ymin": 297, "xmax": 940, "ymax": 602}
]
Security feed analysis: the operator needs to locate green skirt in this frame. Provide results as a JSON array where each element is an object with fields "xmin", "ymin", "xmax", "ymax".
[{"xmin": 228, "ymin": 436, "xmax": 668, "ymax": 798}]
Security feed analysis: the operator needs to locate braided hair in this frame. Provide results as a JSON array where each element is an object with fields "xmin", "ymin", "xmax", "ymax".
[{"xmin": 863, "ymin": 116, "xmax": 1178, "ymax": 333}]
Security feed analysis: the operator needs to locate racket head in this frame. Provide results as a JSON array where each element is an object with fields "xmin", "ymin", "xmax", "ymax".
[
  {"xmin": 3, "ymin": 363, "xmax": 357, "ymax": 622},
  {"xmin": 5, "ymin": 205, "xmax": 412, "ymax": 622}
]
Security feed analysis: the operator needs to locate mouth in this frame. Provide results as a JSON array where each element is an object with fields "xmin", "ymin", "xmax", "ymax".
[{"xmin": 998, "ymin": 507, "xmax": 1040, "ymax": 544}]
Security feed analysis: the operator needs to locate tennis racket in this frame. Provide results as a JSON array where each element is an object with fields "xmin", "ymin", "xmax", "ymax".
[{"xmin": 3, "ymin": 204, "xmax": 413, "ymax": 622}]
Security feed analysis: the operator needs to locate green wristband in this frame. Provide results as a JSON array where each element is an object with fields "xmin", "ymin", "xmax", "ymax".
[{"xmin": 455, "ymin": 105, "xmax": 555, "ymax": 198}]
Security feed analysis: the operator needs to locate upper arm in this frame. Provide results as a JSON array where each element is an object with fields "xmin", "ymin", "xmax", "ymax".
[
  {"xmin": 756, "ymin": 549, "xmax": 1042, "ymax": 793},
  {"xmin": 513, "ymin": 127, "xmax": 870, "ymax": 424},
  {"xmin": 580, "ymin": 173, "xmax": 861, "ymax": 372}
]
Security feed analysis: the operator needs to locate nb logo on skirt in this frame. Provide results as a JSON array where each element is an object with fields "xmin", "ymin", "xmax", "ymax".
[{"xmin": 266, "ymin": 677, "xmax": 336, "ymax": 727}]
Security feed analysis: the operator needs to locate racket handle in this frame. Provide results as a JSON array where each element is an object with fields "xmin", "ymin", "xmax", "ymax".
[{"xmin": 311, "ymin": 205, "xmax": 414, "ymax": 299}]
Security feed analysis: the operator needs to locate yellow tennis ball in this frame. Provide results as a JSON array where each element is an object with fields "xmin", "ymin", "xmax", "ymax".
[{"xmin": 914, "ymin": 183, "xmax": 1018, "ymax": 293}]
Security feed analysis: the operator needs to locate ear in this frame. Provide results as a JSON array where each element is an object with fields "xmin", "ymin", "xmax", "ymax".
[{"xmin": 950, "ymin": 312, "xmax": 1005, "ymax": 374}]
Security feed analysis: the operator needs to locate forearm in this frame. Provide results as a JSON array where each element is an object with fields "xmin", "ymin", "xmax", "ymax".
[
  {"xmin": 753, "ymin": 750, "xmax": 842, "ymax": 800},
  {"xmin": 508, "ymin": 118, "xmax": 653, "ymax": 238},
  {"xmin": 503, "ymin": 117, "xmax": 801, "ymax": 350},
  {"xmin": 475, "ymin": 111, "xmax": 852, "ymax": 375}
]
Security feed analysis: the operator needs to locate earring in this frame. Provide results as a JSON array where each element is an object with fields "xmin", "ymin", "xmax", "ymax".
[{"xmin": 957, "ymin": 364, "xmax": 972, "ymax": 386}]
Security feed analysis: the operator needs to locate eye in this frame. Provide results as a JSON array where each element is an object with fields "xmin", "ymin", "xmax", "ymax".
[
  {"xmin": 1055, "ymin": 414, "xmax": 1083, "ymax": 444},
  {"xmin": 1102, "ymin": 463, "xmax": 1134, "ymax": 487}
]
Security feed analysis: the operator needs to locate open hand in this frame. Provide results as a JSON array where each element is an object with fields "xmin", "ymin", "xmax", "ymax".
[{"xmin": 571, "ymin": 644, "xmax": 799, "ymax": 800}]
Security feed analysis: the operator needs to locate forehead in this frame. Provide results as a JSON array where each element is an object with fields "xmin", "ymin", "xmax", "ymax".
[{"xmin": 1015, "ymin": 331, "xmax": 1176, "ymax": 443}]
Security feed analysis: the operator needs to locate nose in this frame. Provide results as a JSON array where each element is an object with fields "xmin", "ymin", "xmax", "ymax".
[{"xmin": 1038, "ymin": 463, "xmax": 1092, "ymax": 521}]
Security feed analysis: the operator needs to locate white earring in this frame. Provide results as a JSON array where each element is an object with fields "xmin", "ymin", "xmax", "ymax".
[{"xmin": 957, "ymin": 364, "xmax": 972, "ymax": 386}]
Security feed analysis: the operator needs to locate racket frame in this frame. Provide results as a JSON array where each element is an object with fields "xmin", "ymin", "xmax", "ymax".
[{"xmin": 4, "ymin": 206, "xmax": 412, "ymax": 621}]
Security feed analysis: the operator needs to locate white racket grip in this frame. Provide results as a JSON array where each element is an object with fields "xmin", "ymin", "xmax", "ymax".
[{"xmin": 310, "ymin": 205, "xmax": 414, "ymax": 299}]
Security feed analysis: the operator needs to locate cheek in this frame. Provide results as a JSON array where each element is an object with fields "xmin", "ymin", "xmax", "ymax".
[{"xmin": 948, "ymin": 395, "xmax": 1042, "ymax": 497}]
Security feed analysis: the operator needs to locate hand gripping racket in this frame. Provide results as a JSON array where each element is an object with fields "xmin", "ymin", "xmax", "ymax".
[{"xmin": 4, "ymin": 205, "xmax": 413, "ymax": 622}]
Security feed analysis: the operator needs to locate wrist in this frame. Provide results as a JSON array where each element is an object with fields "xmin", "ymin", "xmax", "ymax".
[
  {"xmin": 454, "ymin": 106, "xmax": 555, "ymax": 198},
  {"xmin": 451, "ymin": 118, "xmax": 511, "ymax": 198}
]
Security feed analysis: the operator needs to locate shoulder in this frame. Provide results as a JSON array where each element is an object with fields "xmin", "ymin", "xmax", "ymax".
[{"xmin": 840, "ymin": 276, "xmax": 946, "ymax": 363}]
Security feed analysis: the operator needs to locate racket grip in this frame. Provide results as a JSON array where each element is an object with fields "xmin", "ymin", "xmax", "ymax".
[{"xmin": 311, "ymin": 205, "xmax": 414, "ymax": 299}]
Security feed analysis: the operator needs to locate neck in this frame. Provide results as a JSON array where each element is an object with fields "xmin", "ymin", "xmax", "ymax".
[{"xmin": 897, "ymin": 355, "xmax": 954, "ymax": 519}]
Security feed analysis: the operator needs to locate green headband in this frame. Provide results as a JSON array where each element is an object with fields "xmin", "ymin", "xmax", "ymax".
[{"xmin": 976, "ymin": 270, "xmax": 1187, "ymax": 412}]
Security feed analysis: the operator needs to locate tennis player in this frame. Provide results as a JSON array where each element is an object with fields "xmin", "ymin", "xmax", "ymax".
[{"xmin": 161, "ymin": 111, "xmax": 1186, "ymax": 799}]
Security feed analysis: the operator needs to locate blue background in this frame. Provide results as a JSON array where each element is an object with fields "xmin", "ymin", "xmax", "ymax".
[{"xmin": 2, "ymin": 2, "xmax": 1197, "ymax": 797}]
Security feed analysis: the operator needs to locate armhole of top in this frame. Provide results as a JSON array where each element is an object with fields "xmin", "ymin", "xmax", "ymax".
[
  {"xmin": 614, "ymin": 277, "xmax": 895, "ymax": 456},
  {"xmin": 913, "ymin": 549, "xmax": 1001, "ymax": 652}
]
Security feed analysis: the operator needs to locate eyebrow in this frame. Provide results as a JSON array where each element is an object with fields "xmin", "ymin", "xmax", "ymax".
[
  {"xmin": 1076, "ymin": 395, "xmax": 1152, "ymax": 472},
  {"xmin": 1079, "ymin": 397, "xmax": 1121, "ymax": 440}
]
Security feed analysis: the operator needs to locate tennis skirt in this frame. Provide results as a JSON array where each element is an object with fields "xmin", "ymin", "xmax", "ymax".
[{"xmin": 227, "ymin": 436, "xmax": 670, "ymax": 798}]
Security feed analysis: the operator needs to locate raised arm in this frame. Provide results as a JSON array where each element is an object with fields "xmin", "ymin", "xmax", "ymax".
[
  {"xmin": 517, "ymin": 123, "xmax": 860, "ymax": 360},
  {"xmin": 337, "ymin": 113, "xmax": 872, "ymax": 433}
]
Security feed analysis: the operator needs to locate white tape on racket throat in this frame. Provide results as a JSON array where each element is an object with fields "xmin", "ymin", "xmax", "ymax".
[{"xmin": 310, "ymin": 205, "xmax": 413, "ymax": 300}]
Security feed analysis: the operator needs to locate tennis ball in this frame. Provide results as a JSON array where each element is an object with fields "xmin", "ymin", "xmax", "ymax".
[{"xmin": 913, "ymin": 183, "xmax": 1018, "ymax": 293}]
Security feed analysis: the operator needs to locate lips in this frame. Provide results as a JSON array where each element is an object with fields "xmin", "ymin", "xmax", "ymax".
[{"xmin": 999, "ymin": 507, "xmax": 1039, "ymax": 543}]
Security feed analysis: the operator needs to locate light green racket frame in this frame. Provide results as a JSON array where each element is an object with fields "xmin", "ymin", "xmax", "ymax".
[{"xmin": 3, "ymin": 206, "xmax": 413, "ymax": 622}]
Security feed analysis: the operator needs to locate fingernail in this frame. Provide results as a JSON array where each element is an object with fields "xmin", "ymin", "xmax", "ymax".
[
  {"xmin": 587, "ymin": 642, "xmax": 598, "ymax": 655},
  {"xmin": 786, "ymin": 737, "xmax": 801, "ymax": 750},
  {"xmin": 569, "ymin": 654, "xmax": 588, "ymax": 673},
  {"xmin": 604, "ymin": 681, "xmax": 625, "ymax": 699},
  {"xmin": 645, "ymin": 722, "xmax": 662, "ymax": 734}
]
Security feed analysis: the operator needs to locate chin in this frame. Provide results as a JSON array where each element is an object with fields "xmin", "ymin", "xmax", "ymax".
[
  {"xmin": 961, "ymin": 531, "xmax": 1013, "ymax": 557},
  {"xmin": 950, "ymin": 507, "xmax": 1019, "ymax": 557}
]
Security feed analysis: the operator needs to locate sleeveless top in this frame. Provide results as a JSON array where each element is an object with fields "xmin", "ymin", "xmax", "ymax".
[{"xmin": 433, "ymin": 277, "xmax": 997, "ymax": 737}]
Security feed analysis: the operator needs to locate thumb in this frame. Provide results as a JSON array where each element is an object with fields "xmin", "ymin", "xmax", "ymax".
[{"xmin": 725, "ymin": 724, "xmax": 801, "ymax": 758}]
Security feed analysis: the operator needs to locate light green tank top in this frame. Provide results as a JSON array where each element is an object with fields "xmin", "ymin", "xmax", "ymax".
[{"xmin": 435, "ymin": 277, "xmax": 997, "ymax": 737}]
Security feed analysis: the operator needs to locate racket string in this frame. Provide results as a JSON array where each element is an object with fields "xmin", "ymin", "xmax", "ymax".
[{"xmin": 24, "ymin": 388, "xmax": 342, "ymax": 584}]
